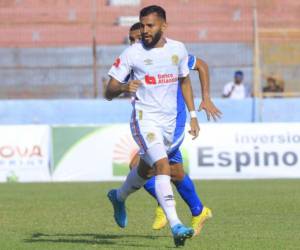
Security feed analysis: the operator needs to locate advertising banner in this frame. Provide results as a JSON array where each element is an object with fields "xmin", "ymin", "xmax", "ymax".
[
  {"xmin": 51, "ymin": 123, "xmax": 300, "ymax": 181},
  {"xmin": 0, "ymin": 125, "xmax": 51, "ymax": 182},
  {"xmin": 184, "ymin": 123, "xmax": 300, "ymax": 179},
  {"xmin": 51, "ymin": 125, "xmax": 138, "ymax": 181}
]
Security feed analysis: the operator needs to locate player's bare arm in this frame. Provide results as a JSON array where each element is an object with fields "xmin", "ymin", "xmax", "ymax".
[
  {"xmin": 105, "ymin": 77, "xmax": 141, "ymax": 100},
  {"xmin": 179, "ymin": 75, "xmax": 200, "ymax": 140},
  {"xmin": 194, "ymin": 58, "xmax": 222, "ymax": 121}
]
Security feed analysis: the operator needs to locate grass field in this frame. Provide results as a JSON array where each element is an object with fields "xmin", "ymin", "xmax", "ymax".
[{"xmin": 0, "ymin": 180, "xmax": 300, "ymax": 250}]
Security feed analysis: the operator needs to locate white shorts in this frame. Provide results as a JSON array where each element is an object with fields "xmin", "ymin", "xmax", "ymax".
[{"xmin": 130, "ymin": 111, "xmax": 185, "ymax": 167}]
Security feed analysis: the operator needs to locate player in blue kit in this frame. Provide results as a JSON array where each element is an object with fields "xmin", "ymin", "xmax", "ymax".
[{"xmin": 126, "ymin": 22, "xmax": 221, "ymax": 235}]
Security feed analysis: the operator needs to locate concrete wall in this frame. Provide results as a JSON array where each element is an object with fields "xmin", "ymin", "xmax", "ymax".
[
  {"xmin": 0, "ymin": 43, "xmax": 253, "ymax": 99},
  {"xmin": 0, "ymin": 47, "xmax": 93, "ymax": 98}
]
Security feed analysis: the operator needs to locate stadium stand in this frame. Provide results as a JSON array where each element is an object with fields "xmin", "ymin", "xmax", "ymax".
[
  {"xmin": 0, "ymin": 0, "xmax": 299, "ymax": 98},
  {"xmin": 0, "ymin": 0, "xmax": 298, "ymax": 47}
]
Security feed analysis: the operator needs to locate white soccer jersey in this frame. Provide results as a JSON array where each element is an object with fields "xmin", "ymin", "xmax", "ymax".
[
  {"xmin": 108, "ymin": 38, "xmax": 190, "ymax": 165},
  {"xmin": 108, "ymin": 38, "xmax": 189, "ymax": 127}
]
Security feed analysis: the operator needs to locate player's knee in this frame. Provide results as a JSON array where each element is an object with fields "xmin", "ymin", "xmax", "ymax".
[
  {"xmin": 173, "ymin": 171, "xmax": 185, "ymax": 182},
  {"xmin": 171, "ymin": 170, "xmax": 185, "ymax": 182},
  {"xmin": 155, "ymin": 158, "xmax": 170, "ymax": 175},
  {"xmin": 137, "ymin": 158, "xmax": 153, "ymax": 179},
  {"xmin": 170, "ymin": 163, "xmax": 185, "ymax": 181}
]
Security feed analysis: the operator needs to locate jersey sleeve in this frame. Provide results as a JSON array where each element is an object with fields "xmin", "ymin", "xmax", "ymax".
[
  {"xmin": 178, "ymin": 44, "xmax": 190, "ymax": 78},
  {"xmin": 108, "ymin": 48, "xmax": 132, "ymax": 83},
  {"xmin": 188, "ymin": 54, "xmax": 197, "ymax": 70}
]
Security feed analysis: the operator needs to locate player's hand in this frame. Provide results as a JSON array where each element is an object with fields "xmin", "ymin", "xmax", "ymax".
[
  {"xmin": 198, "ymin": 99, "xmax": 222, "ymax": 121},
  {"xmin": 189, "ymin": 118, "xmax": 200, "ymax": 140},
  {"xmin": 126, "ymin": 80, "xmax": 142, "ymax": 93}
]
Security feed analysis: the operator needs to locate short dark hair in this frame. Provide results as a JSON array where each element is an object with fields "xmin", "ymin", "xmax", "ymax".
[
  {"xmin": 139, "ymin": 5, "xmax": 166, "ymax": 21},
  {"xmin": 235, "ymin": 70, "xmax": 244, "ymax": 77},
  {"xmin": 130, "ymin": 22, "xmax": 142, "ymax": 31}
]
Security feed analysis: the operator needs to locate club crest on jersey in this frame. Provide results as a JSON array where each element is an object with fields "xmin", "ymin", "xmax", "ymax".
[
  {"xmin": 144, "ymin": 58, "xmax": 153, "ymax": 65},
  {"xmin": 171, "ymin": 55, "xmax": 179, "ymax": 65},
  {"xmin": 138, "ymin": 110, "xmax": 143, "ymax": 120},
  {"xmin": 146, "ymin": 132, "xmax": 156, "ymax": 143},
  {"xmin": 113, "ymin": 58, "xmax": 121, "ymax": 67}
]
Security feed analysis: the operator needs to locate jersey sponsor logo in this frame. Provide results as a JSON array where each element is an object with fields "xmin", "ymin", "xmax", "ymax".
[
  {"xmin": 172, "ymin": 55, "xmax": 179, "ymax": 65},
  {"xmin": 113, "ymin": 58, "xmax": 121, "ymax": 67},
  {"xmin": 145, "ymin": 74, "xmax": 156, "ymax": 85},
  {"xmin": 144, "ymin": 58, "xmax": 153, "ymax": 65},
  {"xmin": 145, "ymin": 74, "xmax": 178, "ymax": 85},
  {"xmin": 157, "ymin": 74, "xmax": 178, "ymax": 84}
]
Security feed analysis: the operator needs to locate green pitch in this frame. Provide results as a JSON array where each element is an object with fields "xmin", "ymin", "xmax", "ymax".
[{"xmin": 0, "ymin": 180, "xmax": 299, "ymax": 250}]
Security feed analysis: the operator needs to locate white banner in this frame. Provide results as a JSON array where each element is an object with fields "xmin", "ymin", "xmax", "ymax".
[
  {"xmin": 51, "ymin": 123, "xmax": 300, "ymax": 181},
  {"xmin": 183, "ymin": 123, "xmax": 300, "ymax": 179},
  {"xmin": 0, "ymin": 126, "xmax": 51, "ymax": 182}
]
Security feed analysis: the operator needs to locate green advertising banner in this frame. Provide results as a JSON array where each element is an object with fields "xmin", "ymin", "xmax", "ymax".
[{"xmin": 51, "ymin": 124, "xmax": 189, "ymax": 181}]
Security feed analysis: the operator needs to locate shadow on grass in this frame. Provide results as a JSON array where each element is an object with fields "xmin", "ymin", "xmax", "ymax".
[{"xmin": 24, "ymin": 232, "xmax": 170, "ymax": 248}]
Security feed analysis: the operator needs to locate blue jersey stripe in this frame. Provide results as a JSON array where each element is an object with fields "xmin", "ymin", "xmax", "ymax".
[
  {"xmin": 188, "ymin": 54, "xmax": 196, "ymax": 70},
  {"xmin": 171, "ymin": 54, "xmax": 196, "ymax": 150},
  {"xmin": 172, "ymin": 83, "xmax": 186, "ymax": 148}
]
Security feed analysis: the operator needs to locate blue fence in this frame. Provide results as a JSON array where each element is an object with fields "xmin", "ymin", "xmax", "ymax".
[{"xmin": 1, "ymin": 98, "xmax": 299, "ymax": 125}]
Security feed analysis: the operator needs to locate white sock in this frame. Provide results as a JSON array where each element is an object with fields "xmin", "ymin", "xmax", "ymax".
[
  {"xmin": 155, "ymin": 175, "xmax": 181, "ymax": 227},
  {"xmin": 117, "ymin": 167, "xmax": 146, "ymax": 202}
]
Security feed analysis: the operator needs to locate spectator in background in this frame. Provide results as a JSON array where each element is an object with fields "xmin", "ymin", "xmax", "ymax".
[
  {"xmin": 263, "ymin": 75, "xmax": 284, "ymax": 93},
  {"xmin": 222, "ymin": 70, "xmax": 248, "ymax": 99}
]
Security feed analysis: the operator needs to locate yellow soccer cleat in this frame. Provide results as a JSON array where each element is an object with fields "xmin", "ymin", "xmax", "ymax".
[
  {"xmin": 191, "ymin": 206, "xmax": 213, "ymax": 236},
  {"xmin": 152, "ymin": 206, "xmax": 167, "ymax": 230}
]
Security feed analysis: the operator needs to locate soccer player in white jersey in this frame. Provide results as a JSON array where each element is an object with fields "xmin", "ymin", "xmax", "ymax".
[
  {"xmin": 106, "ymin": 5, "xmax": 210, "ymax": 247},
  {"xmin": 126, "ymin": 23, "xmax": 221, "ymax": 234}
]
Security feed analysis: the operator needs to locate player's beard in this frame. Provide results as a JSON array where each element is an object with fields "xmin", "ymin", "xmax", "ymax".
[{"xmin": 142, "ymin": 30, "xmax": 162, "ymax": 49}]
